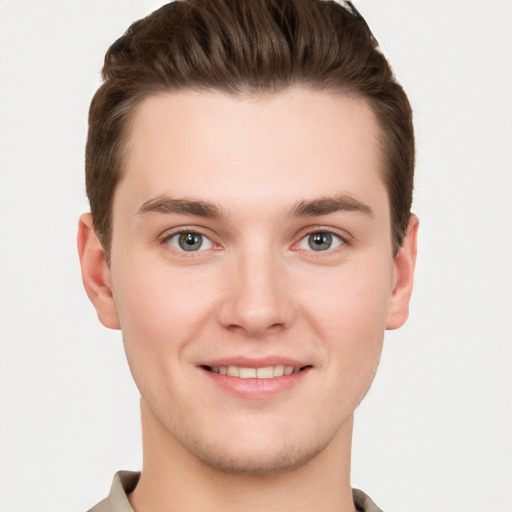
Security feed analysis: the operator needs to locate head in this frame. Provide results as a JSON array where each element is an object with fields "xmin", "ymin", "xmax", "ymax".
[
  {"xmin": 85, "ymin": 0, "xmax": 414, "ymax": 262},
  {"xmin": 79, "ymin": 0, "xmax": 418, "ymax": 477}
]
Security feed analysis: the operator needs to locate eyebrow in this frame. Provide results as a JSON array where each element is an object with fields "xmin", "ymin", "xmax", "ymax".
[
  {"xmin": 138, "ymin": 196, "xmax": 225, "ymax": 218},
  {"xmin": 137, "ymin": 193, "xmax": 373, "ymax": 220},
  {"xmin": 286, "ymin": 194, "xmax": 373, "ymax": 218}
]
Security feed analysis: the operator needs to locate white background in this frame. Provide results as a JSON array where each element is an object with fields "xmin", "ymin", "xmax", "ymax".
[{"xmin": 0, "ymin": 1, "xmax": 511, "ymax": 511}]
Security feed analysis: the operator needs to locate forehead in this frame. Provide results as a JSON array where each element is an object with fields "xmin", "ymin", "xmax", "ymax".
[{"xmin": 117, "ymin": 88, "xmax": 388, "ymax": 218}]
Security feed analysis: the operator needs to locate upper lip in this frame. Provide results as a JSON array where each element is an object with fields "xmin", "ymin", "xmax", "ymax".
[{"xmin": 199, "ymin": 356, "xmax": 310, "ymax": 369}]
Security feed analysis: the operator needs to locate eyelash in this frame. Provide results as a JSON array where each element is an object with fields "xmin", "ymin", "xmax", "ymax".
[
  {"xmin": 161, "ymin": 228, "xmax": 216, "ymax": 254},
  {"xmin": 293, "ymin": 228, "xmax": 349, "ymax": 254},
  {"xmin": 160, "ymin": 227, "xmax": 350, "ymax": 254}
]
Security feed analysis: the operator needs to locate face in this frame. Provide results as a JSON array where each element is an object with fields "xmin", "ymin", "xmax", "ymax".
[{"xmin": 79, "ymin": 88, "xmax": 417, "ymax": 474}]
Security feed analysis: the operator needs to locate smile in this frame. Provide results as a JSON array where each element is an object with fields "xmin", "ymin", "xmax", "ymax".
[{"xmin": 207, "ymin": 365, "xmax": 304, "ymax": 379}]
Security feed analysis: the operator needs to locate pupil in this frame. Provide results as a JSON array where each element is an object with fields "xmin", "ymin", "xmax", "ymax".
[
  {"xmin": 309, "ymin": 232, "xmax": 332, "ymax": 251},
  {"xmin": 179, "ymin": 233, "xmax": 202, "ymax": 251}
]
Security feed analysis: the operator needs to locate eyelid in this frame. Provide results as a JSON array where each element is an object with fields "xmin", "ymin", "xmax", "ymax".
[
  {"xmin": 157, "ymin": 225, "xmax": 350, "ymax": 253},
  {"xmin": 298, "ymin": 233, "xmax": 343, "ymax": 251},
  {"xmin": 292, "ymin": 226, "xmax": 351, "ymax": 251},
  {"xmin": 160, "ymin": 226, "xmax": 220, "ymax": 252}
]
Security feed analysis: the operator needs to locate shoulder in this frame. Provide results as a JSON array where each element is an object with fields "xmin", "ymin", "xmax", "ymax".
[
  {"xmin": 352, "ymin": 488, "xmax": 384, "ymax": 512},
  {"xmin": 87, "ymin": 471, "xmax": 140, "ymax": 512},
  {"xmin": 87, "ymin": 497, "xmax": 111, "ymax": 512}
]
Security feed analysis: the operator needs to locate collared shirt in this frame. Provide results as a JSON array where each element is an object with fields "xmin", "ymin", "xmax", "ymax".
[{"xmin": 88, "ymin": 471, "xmax": 383, "ymax": 512}]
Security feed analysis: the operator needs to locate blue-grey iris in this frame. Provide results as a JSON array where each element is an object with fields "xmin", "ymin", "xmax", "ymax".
[
  {"xmin": 179, "ymin": 233, "xmax": 203, "ymax": 251},
  {"xmin": 308, "ymin": 232, "xmax": 332, "ymax": 251}
]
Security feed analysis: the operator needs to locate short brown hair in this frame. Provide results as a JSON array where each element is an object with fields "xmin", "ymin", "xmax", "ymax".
[{"xmin": 86, "ymin": 0, "xmax": 414, "ymax": 258}]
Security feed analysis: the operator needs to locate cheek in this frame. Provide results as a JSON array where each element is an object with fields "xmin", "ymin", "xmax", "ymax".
[
  {"xmin": 110, "ymin": 261, "xmax": 218, "ymax": 379},
  {"xmin": 113, "ymin": 258, "xmax": 213, "ymax": 328},
  {"xmin": 302, "ymin": 258, "xmax": 392, "ymax": 387},
  {"xmin": 305, "ymin": 257, "xmax": 393, "ymax": 334}
]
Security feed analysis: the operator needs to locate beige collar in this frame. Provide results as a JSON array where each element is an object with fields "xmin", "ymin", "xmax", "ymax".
[{"xmin": 88, "ymin": 471, "xmax": 383, "ymax": 512}]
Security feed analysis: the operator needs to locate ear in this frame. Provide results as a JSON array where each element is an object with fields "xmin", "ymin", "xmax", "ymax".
[
  {"xmin": 386, "ymin": 214, "xmax": 419, "ymax": 330},
  {"xmin": 77, "ymin": 213, "xmax": 120, "ymax": 330}
]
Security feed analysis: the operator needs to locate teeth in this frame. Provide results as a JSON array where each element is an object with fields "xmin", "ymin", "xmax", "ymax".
[
  {"xmin": 273, "ymin": 365, "xmax": 284, "ymax": 377},
  {"xmin": 240, "ymin": 367, "xmax": 257, "ymax": 378},
  {"xmin": 256, "ymin": 366, "xmax": 273, "ymax": 379},
  {"xmin": 210, "ymin": 364, "xmax": 300, "ymax": 379},
  {"xmin": 227, "ymin": 365, "xmax": 240, "ymax": 377}
]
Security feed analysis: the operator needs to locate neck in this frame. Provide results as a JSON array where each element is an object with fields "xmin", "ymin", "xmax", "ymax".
[{"xmin": 129, "ymin": 400, "xmax": 357, "ymax": 512}]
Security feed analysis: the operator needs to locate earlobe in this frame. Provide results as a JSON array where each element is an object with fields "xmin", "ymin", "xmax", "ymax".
[
  {"xmin": 385, "ymin": 214, "xmax": 419, "ymax": 330},
  {"xmin": 77, "ymin": 213, "xmax": 121, "ymax": 330}
]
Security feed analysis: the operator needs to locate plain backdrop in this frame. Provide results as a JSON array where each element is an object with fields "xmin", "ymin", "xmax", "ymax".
[{"xmin": 0, "ymin": 1, "xmax": 511, "ymax": 511}]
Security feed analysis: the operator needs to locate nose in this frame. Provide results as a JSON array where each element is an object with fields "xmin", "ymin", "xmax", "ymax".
[{"xmin": 217, "ymin": 248, "xmax": 295, "ymax": 337}]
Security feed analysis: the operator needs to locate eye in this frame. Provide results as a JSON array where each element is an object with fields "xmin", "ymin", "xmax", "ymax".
[
  {"xmin": 166, "ymin": 232, "xmax": 214, "ymax": 252},
  {"xmin": 298, "ymin": 232, "xmax": 344, "ymax": 252}
]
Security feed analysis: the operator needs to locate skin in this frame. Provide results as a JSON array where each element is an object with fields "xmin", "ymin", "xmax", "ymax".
[{"xmin": 78, "ymin": 88, "xmax": 418, "ymax": 512}]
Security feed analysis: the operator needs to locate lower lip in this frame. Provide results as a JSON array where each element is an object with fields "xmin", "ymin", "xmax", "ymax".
[{"xmin": 201, "ymin": 367, "xmax": 311, "ymax": 399}]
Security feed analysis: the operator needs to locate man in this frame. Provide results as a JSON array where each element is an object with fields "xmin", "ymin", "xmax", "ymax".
[{"xmin": 78, "ymin": 1, "xmax": 418, "ymax": 510}]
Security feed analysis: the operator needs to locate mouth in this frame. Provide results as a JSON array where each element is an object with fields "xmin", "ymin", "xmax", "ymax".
[{"xmin": 201, "ymin": 364, "xmax": 311, "ymax": 379}]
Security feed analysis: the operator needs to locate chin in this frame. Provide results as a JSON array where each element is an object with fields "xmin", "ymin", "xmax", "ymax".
[{"xmin": 182, "ymin": 428, "xmax": 331, "ymax": 476}]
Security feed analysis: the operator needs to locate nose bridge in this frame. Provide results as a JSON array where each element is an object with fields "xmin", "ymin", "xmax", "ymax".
[{"xmin": 218, "ymin": 241, "xmax": 293, "ymax": 336}]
